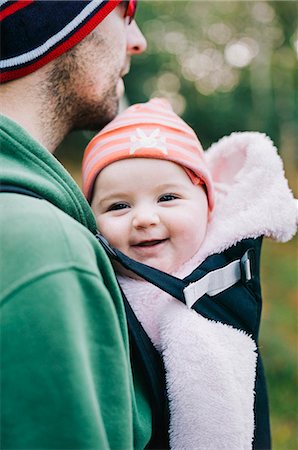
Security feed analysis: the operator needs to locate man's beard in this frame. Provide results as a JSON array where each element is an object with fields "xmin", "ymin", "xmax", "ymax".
[
  {"xmin": 46, "ymin": 49, "xmax": 120, "ymax": 137},
  {"xmin": 70, "ymin": 85, "xmax": 120, "ymax": 132}
]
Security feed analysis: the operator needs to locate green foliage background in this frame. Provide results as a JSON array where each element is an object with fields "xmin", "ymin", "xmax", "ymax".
[
  {"xmin": 127, "ymin": 1, "xmax": 297, "ymax": 152},
  {"xmin": 57, "ymin": 2, "xmax": 298, "ymax": 448}
]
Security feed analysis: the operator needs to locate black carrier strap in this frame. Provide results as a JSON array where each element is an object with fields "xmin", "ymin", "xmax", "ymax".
[
  {"xmin": 121, "ymin": 288, "xmax": 169, "ymax": 449},
  {"xmin": 97, "ymin": 233, "xmax": 187, "ymax": 300},
  {"xmin": 96, "ymin": 234, "xmax": 255, "ymax": 300},
  {"xmin": 96, "ymin": 233, "xmax": 259, "ymax": 337}
]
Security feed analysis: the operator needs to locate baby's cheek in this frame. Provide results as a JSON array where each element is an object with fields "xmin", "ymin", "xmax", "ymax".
[
  {"xmin": 97, "ymin": 219, "xmax": 116, "ymax": 243},
  {"xmin": 108, "ymin": 226, "xmax": 128, "ymax": 252},
  {"xmin": 181, "ymin": 221, "xmax": 205, "ymax": 256}
]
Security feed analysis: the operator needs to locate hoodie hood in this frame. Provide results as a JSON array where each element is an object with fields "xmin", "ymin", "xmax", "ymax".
[{"xmin": 0, "ymin": 114, "xmax": 97, "ymax": 233}]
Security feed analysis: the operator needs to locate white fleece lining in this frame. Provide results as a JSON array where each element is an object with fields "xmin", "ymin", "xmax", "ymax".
[
  {"xmin": 118, "ymin": 132, "xmax": 297, "ymax": 449},
  {"xmin": 162, "ymin": 306, "xmax": 257, "ymax": 450}
]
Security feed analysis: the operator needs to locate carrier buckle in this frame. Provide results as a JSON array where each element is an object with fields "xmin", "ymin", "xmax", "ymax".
[
  {"xmin": 240, "ymin": 249, "xmax": 255, "ymax": 283},
  {"xmin": 184, "ymin": 248, "xmax": 255, "ymax": 309}
]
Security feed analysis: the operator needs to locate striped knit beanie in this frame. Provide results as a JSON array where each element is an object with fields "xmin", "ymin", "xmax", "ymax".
[
  {"xmin": 82, "ymin": 98, "xmax": 215, "ymax": 210},
  {"xmin": 0, "ymin": 0, "xmax": 122, "ymax": 83}
]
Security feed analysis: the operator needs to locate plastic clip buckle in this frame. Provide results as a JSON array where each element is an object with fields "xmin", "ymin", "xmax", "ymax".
[{"xmin": 240, "ymin": 248, "xmax": 255, "ymax": 283}]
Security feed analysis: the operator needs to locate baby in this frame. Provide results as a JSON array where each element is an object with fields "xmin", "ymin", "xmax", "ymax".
[
  {"xmin": 83, "ymin": 98, "xmax": 214, "ymax": 276},
  {"xmin": 82, "ymin": 98, "xmax": 297, "ymax": 450}
]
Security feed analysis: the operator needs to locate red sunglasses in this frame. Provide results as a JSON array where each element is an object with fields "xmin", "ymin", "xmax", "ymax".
[{"xmin": 123, "ymin": 0, "xmax": 138, "ymax": 24}]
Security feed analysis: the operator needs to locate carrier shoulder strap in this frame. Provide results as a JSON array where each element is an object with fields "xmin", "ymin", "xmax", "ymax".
[
  {"xmin": 96, "ymin": 232, "xmax": 255, "ymax": 308},
  {"xmin": 97, "ymin": 232, "xmax": 187, "ymax": 300},
  {"xmin": 121, "ymin": 288, "xmax": 169, "ymax": 449}
]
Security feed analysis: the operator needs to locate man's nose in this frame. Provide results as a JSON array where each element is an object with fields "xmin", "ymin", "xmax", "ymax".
[
  {"xmin": 132, "ymin": 207, "xmax": 160, "ymax": 228},
  {"xmin": 127, "ymin": 21, "xmax": 147, "ymax": 55}
]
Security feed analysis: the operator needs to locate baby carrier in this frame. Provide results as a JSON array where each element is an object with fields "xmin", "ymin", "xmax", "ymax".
[
  {"xmin": 96, "ymin": 131, "xmax": 297, "ymax": 450},
  {"xmin": 97, "ymin": 233, "xmax": 270, "ymax": 450},
  {"xmin": 2, "ymin": 131, "xmax": 296, "ymax": 450}
]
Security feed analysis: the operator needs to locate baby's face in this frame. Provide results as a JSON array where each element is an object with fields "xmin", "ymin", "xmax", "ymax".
[{"xmin": 91, "ymin": 158, "xmax": 208, "ymax": 274}]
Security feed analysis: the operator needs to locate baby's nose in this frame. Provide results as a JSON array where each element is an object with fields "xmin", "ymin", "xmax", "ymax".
[{"xmin": 132, "ymin": 208, "xmax": 160, "ymax": 229}]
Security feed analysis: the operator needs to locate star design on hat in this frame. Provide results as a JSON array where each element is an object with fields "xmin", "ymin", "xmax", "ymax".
[{"xmin": 130, "ymin": 128, "xmax": 168, "ymax": 155}]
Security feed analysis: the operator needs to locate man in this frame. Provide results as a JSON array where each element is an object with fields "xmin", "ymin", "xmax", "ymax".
[{"xmin": 0, "ymin": 1, "xmax": 153, "ymax": 448}]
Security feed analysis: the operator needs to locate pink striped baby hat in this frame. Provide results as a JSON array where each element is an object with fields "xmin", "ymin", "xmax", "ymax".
[{"xmin": 82, "ymin": 98, "xmax": 214, "ymax": 210}]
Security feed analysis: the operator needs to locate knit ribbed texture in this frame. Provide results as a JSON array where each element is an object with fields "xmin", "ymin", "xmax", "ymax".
[{"xmin": 0, "ymin": 0, "xmax": 121, "ymax": 82}]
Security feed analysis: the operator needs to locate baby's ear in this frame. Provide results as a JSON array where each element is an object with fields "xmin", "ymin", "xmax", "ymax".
[{"xmin": 206, "ymin": 133, "xmax": 247, "ymax": 187}]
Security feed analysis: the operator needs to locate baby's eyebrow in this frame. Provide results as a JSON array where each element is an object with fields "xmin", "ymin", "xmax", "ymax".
[
  {"xmin": 157, "ymin": 182, "xmax": 187, "ymax": 190},
  {"xmin": 97, "ymin": 192, "xmax": 130, "ymax": 204}
]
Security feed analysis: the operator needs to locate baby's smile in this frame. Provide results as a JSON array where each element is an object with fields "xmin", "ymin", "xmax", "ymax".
[{"xmin": 131, "ymin": 238, "xmax": 168, "ymax": 247}]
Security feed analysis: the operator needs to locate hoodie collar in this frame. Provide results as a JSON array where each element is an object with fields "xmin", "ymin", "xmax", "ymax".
[{"xmin": 0, "ymin": 114, "xmax": 97, "ymax": 233}]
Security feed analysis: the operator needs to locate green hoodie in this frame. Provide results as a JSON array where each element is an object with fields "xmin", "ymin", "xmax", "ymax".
[{"xmin": 0, "ymin": 115, "xmax": 152, "ymax": 449}]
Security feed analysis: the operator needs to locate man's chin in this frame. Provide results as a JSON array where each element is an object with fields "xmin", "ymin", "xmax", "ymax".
[{"xmin": 72, "ymin": 97, "xmax": 120, "ymax": 132}]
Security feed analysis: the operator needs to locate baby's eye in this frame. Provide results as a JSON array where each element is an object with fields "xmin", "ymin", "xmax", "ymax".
[
  {"xmin": 158, "ymin": 194, "xmax": 179, "ymax": 202},
  {"xmin": 107, "ymin": 202, "xmax": 130, "ymax": 212}
]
